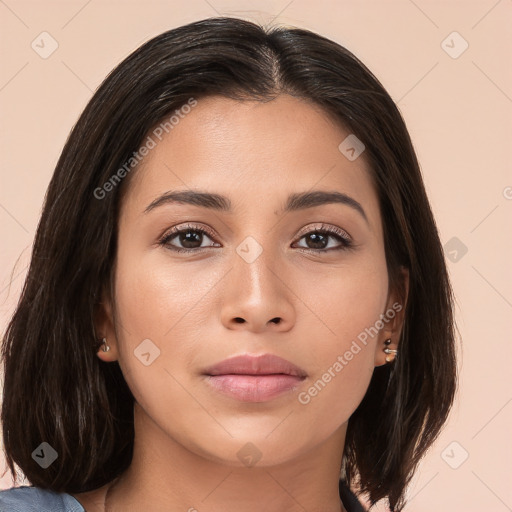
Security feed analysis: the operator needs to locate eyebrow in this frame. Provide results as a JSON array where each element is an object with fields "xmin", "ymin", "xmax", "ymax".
[{"xmin": 144, "ymin": 189, "xmax": 369, "ymax": 225}]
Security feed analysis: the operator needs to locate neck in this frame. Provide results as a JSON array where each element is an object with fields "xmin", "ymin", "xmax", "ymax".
[{"xmin": 103, "ymin": 402, "xmax": 348, "ymax": 512}]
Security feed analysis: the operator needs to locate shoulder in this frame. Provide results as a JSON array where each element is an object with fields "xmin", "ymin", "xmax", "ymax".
[{"xmin": 0, "ymin": 485, "xmax": 84, "ymax": 512}]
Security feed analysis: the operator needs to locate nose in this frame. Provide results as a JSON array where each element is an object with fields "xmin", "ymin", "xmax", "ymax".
[{"xmin": 220, "ymin": 244, "xmax": 295, "ymax": 333}]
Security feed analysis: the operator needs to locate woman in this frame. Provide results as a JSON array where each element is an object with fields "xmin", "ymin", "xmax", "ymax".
[{"xmin": 0, "ymin": 16, "xmax": 457, "ymax": 512}]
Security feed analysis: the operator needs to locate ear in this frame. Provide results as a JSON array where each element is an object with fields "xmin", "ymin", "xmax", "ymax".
[
  {"xmin": 94, "ymin": 283, "xmax": 119, "ymax": 363},
  {"xmin": 374, "ymin": 266, "xmax": 409, "ymax": 367}
]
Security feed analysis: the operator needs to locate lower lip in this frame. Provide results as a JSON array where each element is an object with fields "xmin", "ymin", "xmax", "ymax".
[{"xmin": 205, "ymin": 374, "xmax": 305, "ymax": 402}]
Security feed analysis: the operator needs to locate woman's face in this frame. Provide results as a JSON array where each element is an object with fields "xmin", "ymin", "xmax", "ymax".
[{"xmin": 98, "ymin": 94, "xmax": 406, "ymax": 467}]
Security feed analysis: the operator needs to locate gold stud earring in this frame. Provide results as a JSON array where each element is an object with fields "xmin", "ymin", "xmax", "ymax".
[
  {"xmin": 101, "ymin": 338, "xmax": 110, "ymax": 352},
  {"xmin": 383, "ymin": 338, "xmax": 397, "ymax": 362}
]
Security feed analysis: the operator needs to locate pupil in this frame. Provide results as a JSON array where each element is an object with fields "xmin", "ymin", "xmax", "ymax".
[
  {"xmin": 308, "ymin": 233, "xmax": 327, "ymax": 249},
  {"xmin": 181, "ymin": 230, "xmax": 202, "ymax": 248}
]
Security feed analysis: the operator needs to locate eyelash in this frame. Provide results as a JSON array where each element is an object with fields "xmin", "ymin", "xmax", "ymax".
[{"xmin": 157, "ymin": 223, "xmax": 354, "ymax": 254}]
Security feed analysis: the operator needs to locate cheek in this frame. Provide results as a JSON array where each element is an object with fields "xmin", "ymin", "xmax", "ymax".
[
  {"xmin": 113, "ymin": 247, "xmax": 220, "ymax": 338},
  {"xmin": 109, "ymin": 262, "xmax": 197, "ymax": 424},
  {"xmin": 110, "ymin": 249, "xmax": 223, "ymax": 401},
  {"xmin": 293, "ymin": 254, "xmax": 388, "ymax": 354},
  {"xmin": 290, "ymin": 261, "xmax": 387, "ymax": 425}
]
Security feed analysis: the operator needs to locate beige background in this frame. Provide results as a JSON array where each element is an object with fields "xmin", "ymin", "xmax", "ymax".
[{"xmin": 1, "ymin": 1, "xmax": 511, "ymax": 510}]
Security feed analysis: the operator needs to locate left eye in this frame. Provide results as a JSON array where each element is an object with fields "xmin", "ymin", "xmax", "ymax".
[{"xmin": 293, "ymin": 229, "xmax": 352, "ymax": 251}]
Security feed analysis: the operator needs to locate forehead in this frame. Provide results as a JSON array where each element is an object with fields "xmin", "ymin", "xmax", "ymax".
[{"xmin": 122, "ymin": 94, "xmax": 381, "ymax": 230}]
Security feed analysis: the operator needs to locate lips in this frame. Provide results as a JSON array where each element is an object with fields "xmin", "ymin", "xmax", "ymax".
[
  {"xmin": 203, "ymin": 353, "xmax": 307, "ymax": 378},
  {"xmin": 203, "ymin": 353, "xmax": 307, "ymax": 402}
]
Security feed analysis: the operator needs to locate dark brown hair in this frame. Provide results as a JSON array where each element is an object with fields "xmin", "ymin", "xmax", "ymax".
[{"xmin": 1, "ymin": 16, "xmax": 457, "ymax": 511}]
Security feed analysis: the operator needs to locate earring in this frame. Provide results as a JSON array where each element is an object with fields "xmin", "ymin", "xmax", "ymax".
[
  {"xmin": 101, "ymin": 337, "xmax": 110, "ymax": 352},
  {"xmin": 383, "ymin": 338, "xmax": 397, "ymax": 363}
]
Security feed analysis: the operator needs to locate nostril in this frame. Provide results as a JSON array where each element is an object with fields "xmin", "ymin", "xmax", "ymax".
[{"xmin": 234, "ymin": 318, "xmax": 245, "ymax": 323}]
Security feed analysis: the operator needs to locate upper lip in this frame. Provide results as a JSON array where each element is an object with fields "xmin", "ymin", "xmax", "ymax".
[{"xmin": 203, "ymin": 353, "xmax": 307, "ymax": 378}]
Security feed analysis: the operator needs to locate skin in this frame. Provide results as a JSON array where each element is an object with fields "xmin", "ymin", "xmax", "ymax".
[{"xmin": 72, "ymin": 94, "xmax": 408, "ymax": 512}]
